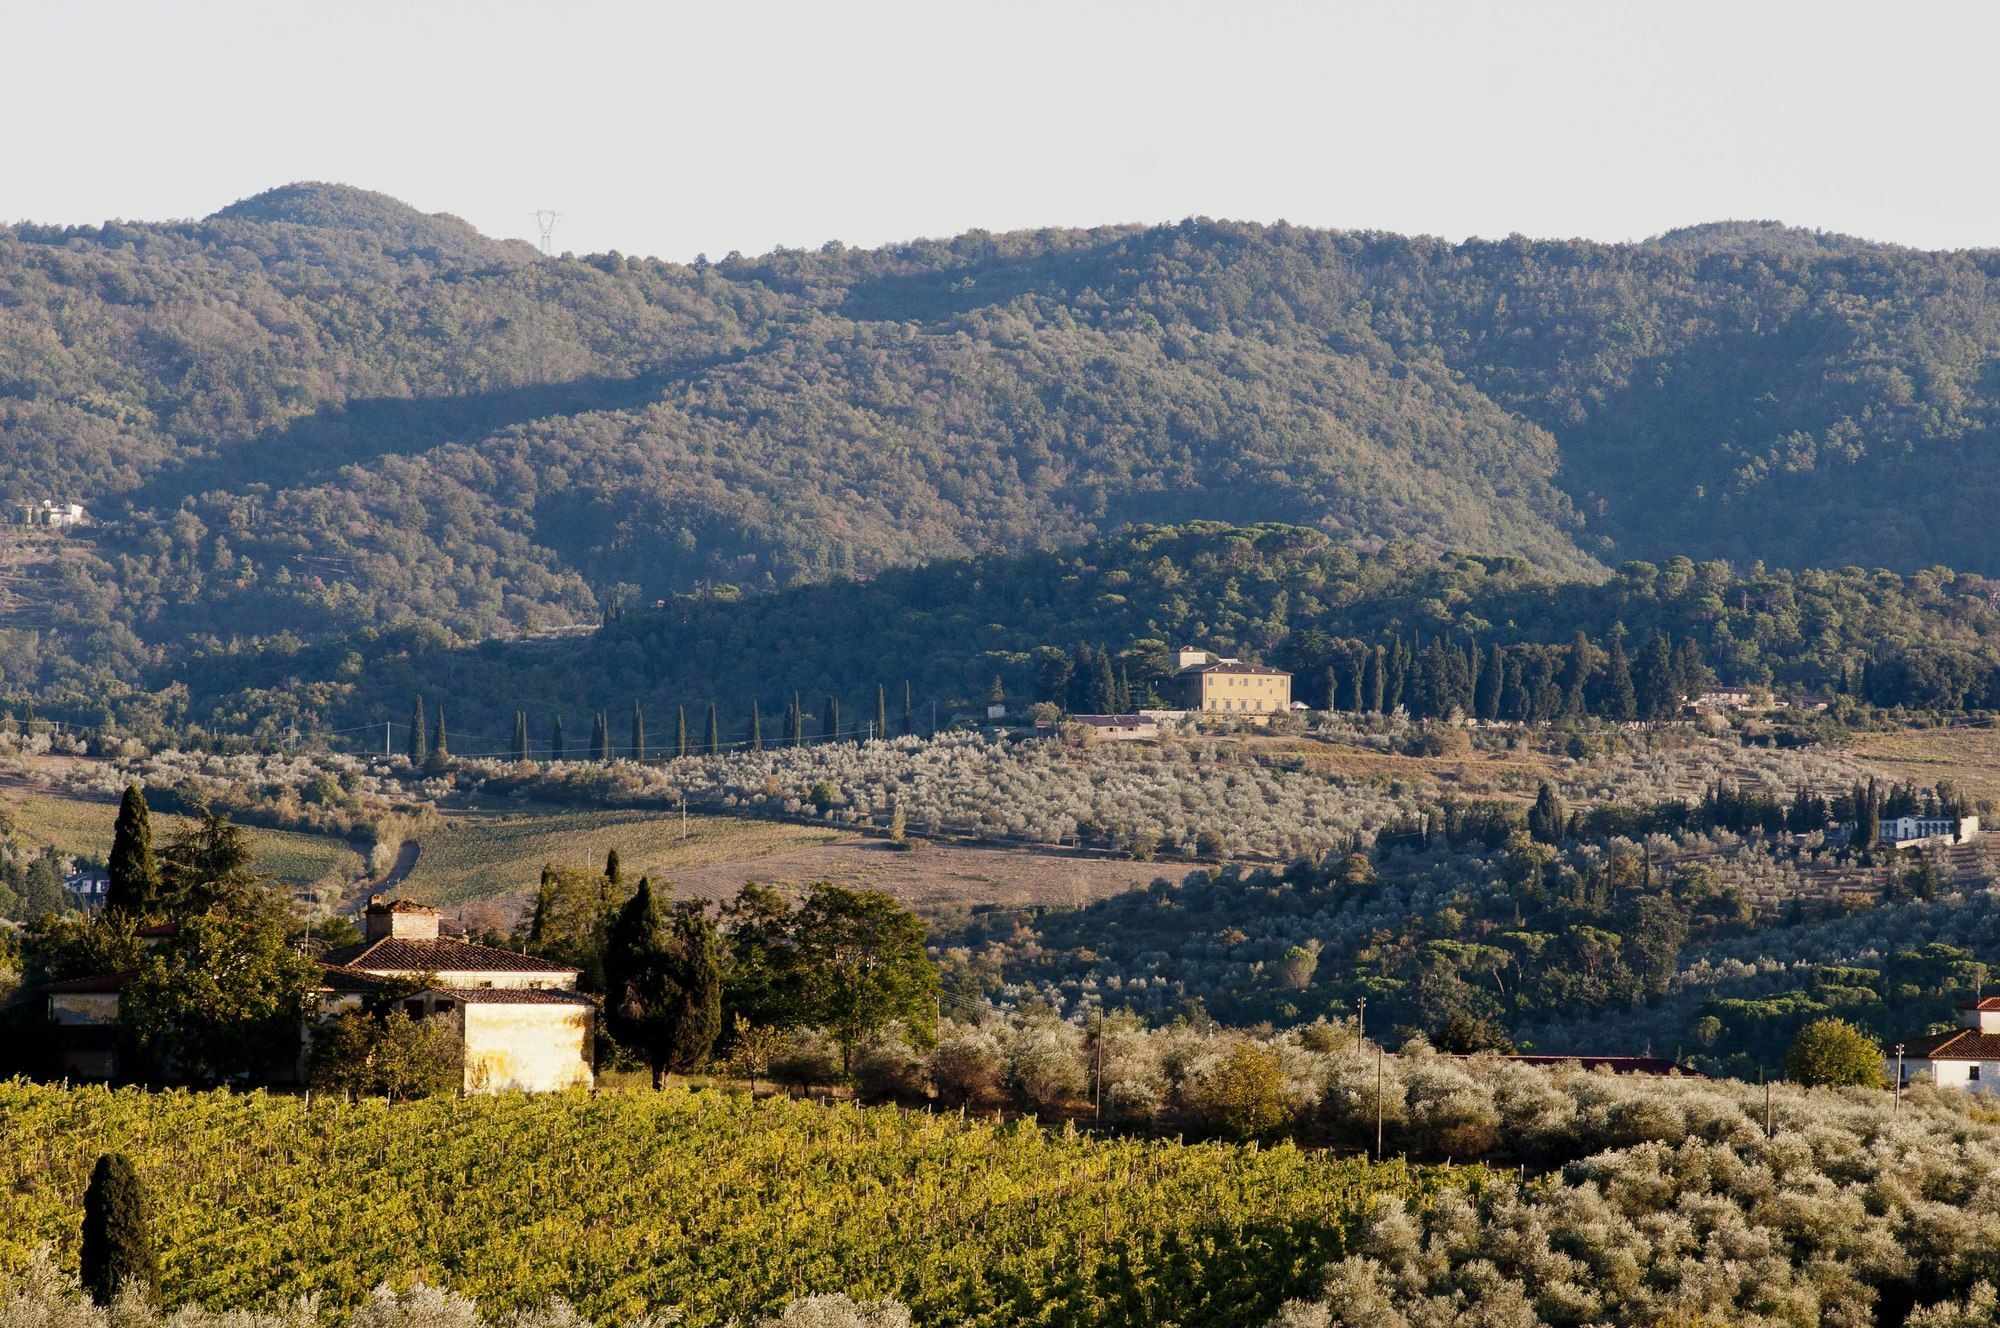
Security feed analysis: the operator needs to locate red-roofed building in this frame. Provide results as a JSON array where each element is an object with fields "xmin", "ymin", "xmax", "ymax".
[
  {"xmin": 45, "ymin": 895, "xmax": 593, "ymax": 1093},
  {"xmin": 1896, "ymin": 998, "xmax": 2000, "ymax": 1092}
]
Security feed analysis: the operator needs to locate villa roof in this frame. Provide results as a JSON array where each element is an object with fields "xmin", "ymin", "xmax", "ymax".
[
  {"xmin": 1957, "ymin": 997, "xmax": 2000, "ymax": 1012},
  {"xmin": 1186, "ymin": 660, "xmax": 1288, "ymax": 676},
  {"xmin": 324, "ymin": 936, "xmax": 577, "ymax": 975},
  {"xmin": 422, "ymin": 987, "xmax": 595, "ymax": 1007},
  {"xmin": 1903, "ymin": 1029, "xmax": 2000, "ymax": 1060},
  {"xmin": 42, "ymin": 970, "xmax": 135, "ymax": 994}
]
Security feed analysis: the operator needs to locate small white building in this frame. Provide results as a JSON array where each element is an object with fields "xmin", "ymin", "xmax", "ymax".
[
  {"xmin": 1880, "ymin": 814, "xmax": 1978, "ymax": 847},
  {"xmin": 17, "ymin": 500, "xmax": 87, "ymax": 529},
  {"xmin": 1897, "ymin": 997, "xmax": 2000, "ymax": 1092},
  {"xmin": 64, "ymin": 868, "xmax": 111, "ymax": 906}
]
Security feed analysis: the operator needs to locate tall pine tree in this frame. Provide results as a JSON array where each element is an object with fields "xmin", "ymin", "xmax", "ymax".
[
  {"xmin": 901, "ymin": 680, "xmax": 914, "ymax": 736},
  {"xmin": 706, "ymin": 702, "xmax": 720, "ymax": 753},
  {"xmin": 631, "ymin": 703, "xmax": 646, "ymax": 760},
  {"xmin": 875, "ymin": 684, "xmax": 889, "ymax": 742},
  {"xmin": 675, "ymin": 705, "xmax": 688, "ymax": 758},
  {"xmin": 550, "ymin": 714, "xmax": 566, "ymax": 762},
  {"xmin": 407, "ymin": 696, "xmax": 427, "ymax": 765},
  {"xmin": 512, "ymin": 712, "xmax": 530, "ymax": 764}
]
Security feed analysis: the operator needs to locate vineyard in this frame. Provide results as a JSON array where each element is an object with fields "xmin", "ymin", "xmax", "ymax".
[{"xmin": 0, "ymin": 1082, "xmax": 1454, "ymax": 1327}]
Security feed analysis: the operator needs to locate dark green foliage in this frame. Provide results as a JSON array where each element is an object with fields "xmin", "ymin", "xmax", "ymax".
[
  {"xmin": 705, "ymin": 702, "xmax": 719, "ymax": 754},
  {"xmin": 105, "ymin": 786, "xmax": 160, "ymax": 918},
  {"xmin": 746, "ymin": 700, "xmax": 761, "ymax": 751},
  {"xmin": 550, "ymin": 714, "xmax": 565, "ymax": 761},
  {"xmin": 674, "ymin": 706, "xmax": 687, "ymax": 759},
  {"xmin": 1528, "ymin": 785, "xmax": 1567, "ymax": 844},
  {"xmin": 821, "ymin": 696, "xmax": 839, "ymax": 742},
  {"xmin": 424, "ymin": 705, "xmax": 448, "ymax": 773},
  {"xmin": 80, "ymin": 1153, "xmax": 157, "ymax": 1306},
  {"xmin": 512, "ymin": 712, "xmax": 529, "ymax": 764},
  {"xmin": 121, "ymin": 911, "xmax": 316, "ymax": 1083},
  {"xmin": 591, "ymin": 711, "xmax": 610, "ymax": 762},
  {"xmin": 407, "ymin": 697, "xmax": 427, "ymax": 766},
  {"xmin": 24, "ymin": 209, "xmax": 2000, "ymax": 736},
  {"xmin": 876, "ymin": 684, "xmax": 889, "ymax": 742},
  {"xmin": 602, "ymin": 878, "xmax": 678, "ymax": 1088},
  {"xmin": 630, "ymin": 703, "xmax": 645, "ymax": 760}
]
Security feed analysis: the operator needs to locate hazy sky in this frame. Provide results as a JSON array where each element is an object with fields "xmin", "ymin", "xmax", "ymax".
[{"xmin": 9, "ymin": 0, "xmax": 1998, "ymax": 260}]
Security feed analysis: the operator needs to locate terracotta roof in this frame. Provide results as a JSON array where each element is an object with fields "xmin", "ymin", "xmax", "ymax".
[
  {"xmin": 422, "ymin": 987, "xmax": 595, "ymax": 1006},
  {"xmin": 1903, "ymin": 1030, "xmax": 2000, "ymax": 1060},
  {"xmin": 324, "ymin": 936, "xmax": 577, "ymax": 975},
  {"xmin": 43, "ymin": 970, "xmax": 134, "ymax": 994},
  {"xmin": 1189, "ymin": 661, "xmax": 1288, "ymax": 676},
  {"xmin": 315, "ymin": 965, "xmax": 394, "ymax": 993},
  {"xmin": 1958, "ymin": 997, "xmax": 2000, "ymax": 1012}
]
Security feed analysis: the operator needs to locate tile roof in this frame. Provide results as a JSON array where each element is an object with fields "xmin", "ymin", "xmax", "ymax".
[
  {"xmin": 324, "ymin": 936, "xmax": 577, "ymax": 975},
  {"xmin": 1903, "ymin": 1029, "xmax": 2000, "ymax": 1060},
  {"xmin": 1958, "ymin": 997, "xmax": 2000, "ymax": 1012},
  {"xmin": 423, "ymin": 987, "xmax": 596, "ymax": 1007},
  {"xmin": 1189, "ymin": 661, "xmax": 1288, "ymax": 676},
  {"xmin": 43, "ymin": 970, "xmax": 134, "ymax": 994}
]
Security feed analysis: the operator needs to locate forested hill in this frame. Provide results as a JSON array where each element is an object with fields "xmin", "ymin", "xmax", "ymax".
[
  {"xmin": 183, "ymin": 522, "xmax": 2000, "ymax": 744},
  {"xmin": 11, "ymin": 186, "xmax": 2000, "ymax": 718}
]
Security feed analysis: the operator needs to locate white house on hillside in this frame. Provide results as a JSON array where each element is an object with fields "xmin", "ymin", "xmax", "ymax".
[{"xmin": 1897, "ymin": 997, "xmax": 2000, "ymax": 1092}]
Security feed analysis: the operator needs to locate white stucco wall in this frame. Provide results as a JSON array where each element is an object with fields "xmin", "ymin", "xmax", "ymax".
[
  {"xmin": 461, "ymin": 1003, "xmax": 593, "ymax": 1094},
  {"xmin": 1908, "ymin": 1058, "xmax": 1999, "ymax": 1092}
]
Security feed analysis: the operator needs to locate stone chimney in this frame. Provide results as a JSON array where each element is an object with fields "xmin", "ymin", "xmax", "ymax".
[
  {"xmin": 363, "ymin": 894, "xmax": 441, "ymax": 942},
  {"xmin": 1176, "ymin": 646, "xmax": 1211, "ymax": 671}
]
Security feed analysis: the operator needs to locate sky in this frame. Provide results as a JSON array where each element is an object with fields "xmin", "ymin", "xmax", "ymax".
[{"xmin": 7, "ymin": 0, "xmax": 1999, "ymax": 261}]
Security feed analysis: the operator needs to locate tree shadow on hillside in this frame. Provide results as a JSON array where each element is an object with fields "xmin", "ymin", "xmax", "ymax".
[{"xmin": 121, "ymin": 354, "xmax": 744, "ymax": 512}]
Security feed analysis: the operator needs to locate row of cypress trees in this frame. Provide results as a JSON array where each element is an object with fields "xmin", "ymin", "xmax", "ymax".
[{"xmin": 427, "ymin": 682, "xmax": 929, "ymax": 765}]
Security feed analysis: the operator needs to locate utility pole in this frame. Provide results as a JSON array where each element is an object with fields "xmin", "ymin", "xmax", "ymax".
[
  {"xmin": 1093, "ymin": 1008, "xmax": 1105, "ymax": 1123},
  {"xmin": 384, "ymin": 721, "xmax": 391, "ymax": 757},
  {"xmin": 1763, "ymin": 1071, "xmax": 1773, "ymax": 1139},
  {"xmin": 1374, "ymin": 1044, "xmax": 1386, "ymax": 1160},
  {"xmin": 532, "ymin": 209, "xmax": 562, "ymax": 257},
  {"xmin": 1895, "ymin": 1043, "xmax": 1906, "ymax": 1114},
  {"xmin": 1356, "ymin": 996, "xmax": 1367, "ymax": 1053}
]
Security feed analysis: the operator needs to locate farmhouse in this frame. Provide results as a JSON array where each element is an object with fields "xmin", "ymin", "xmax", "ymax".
[
  {"xmin": 16, "ymin": 500, "xmax": 87, "ymax": 529},
  {"xmin": 1880, "ymin": 814, "xmax": 1978, "ymax": 847},
  {"xmin": 1897, "ymin": 997, "xmax": 2000, "ymax": 1093},
  {"xmin": 44, "ymin": 896, "xmax": 593, "ymax": 1093},
  {"xmin": 1172, "ymin": 646, "xmax": 1292, "ymax": 715}
]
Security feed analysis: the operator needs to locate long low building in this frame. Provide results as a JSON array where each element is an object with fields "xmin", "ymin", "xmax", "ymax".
[{"xmin": 45, "ymin": 896, "xmax": 593, "ymax": 1093}]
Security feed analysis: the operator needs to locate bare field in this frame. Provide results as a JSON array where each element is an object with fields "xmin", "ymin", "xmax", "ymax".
[
  {"xmin": 1, "ymin": 787, "xmax": 365, "ymax": 889},
  {"xmin": 395, "ymin": 804, "xmax": 852, "ymax": 910},
  {"xmin": 660, "ymin": 835, "xmax": 1176, "ymax": 912},
  {"xmin": 1848, "ymin": 725, "xmax": 2000, "ymax": 805}
]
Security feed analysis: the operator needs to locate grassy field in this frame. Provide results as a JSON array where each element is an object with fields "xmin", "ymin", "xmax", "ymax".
[
  {"xmin": 396, "ymin": 804, "xmax": 852, "ymax": 909},
  {"xmin": 0, "ymin": 1082, "xmax": 1441, "ymax": 1327},
  {"xmin": 1850, "ymin": 724, "xmax": 2000, "ymax": 806},
  {"xmin": 0, "ymin": 786, "xmax": 364, "ymax": 890}
]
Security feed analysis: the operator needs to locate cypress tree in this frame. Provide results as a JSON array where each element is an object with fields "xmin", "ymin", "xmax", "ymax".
[
  {"xmin": 748, "ymin": 700, "xmax": 762, "ymax": 751},
  {"xmin": 1366, "ymin": 647, "xmax": 1387, "ymax": 713},
  {"xmin": 631, "ymin": 703, "xmax": 646, "ymax": 760},
  {"xmin": 605, "ymin": 848, "xmax": 622, "ymax": 889},
  {"xmin": 1346, "ymin": 645, "xmax": 1368, "ymax": 711},
  {"xmin": 675, "ymin": 705, "xmax": 688, "ymax": 758},
  {"xmin": 1528, "ymin": 783, "xmax": 1566, "ymax": 844},
  {"xmin": 592, "ymin": 711, "xmax": 611, "ymax": 762},
  {"xmin": 1115, "ymin": 664, "xmax": 1133, "ymax": 713},
  {"xmin": 1603, "ymin": 627, "xmax": 1638, "ymax": 721},
  {"xmin": 665, "ymin": 905, "xmax": 725, "ymax": 1073},
  {"xmin": 901, "ymin": 680, "xmax": 914, "ymax": 736},
  {"xmin": 81, "ymin": 1154, "xmax": 157, "ymax": 1306},
  {"xmin": 786, "ymin": 695, "xmax": 803, "ymax": 747},
  {"xmin": 1476, "ymin": 644, "xmax": 1505, "ymax": 722},
  {"xmin": 105, "ymin": 785, "xmax": 160, "ymax": 918},
  {"xmin": 823, "ymin": 695, "xmax": 840, "ymax": 741},
  {"xmin": 512, "ymin": 712, "xmax": 530, "ymax": 764},
  {"xmin": 425, "ymin": 705, "xmax": 449, "ymax": 771},
  {"xmin": 706, "ymin": 702, "xmax": 720, "ymax": 753},
  {"xmin": 875, "ymin": 684, "xmax": 889, "ymax": 742},
  {"xmin": 407, "ymin": 696, "xmax": 427, "ymax": 765},
  {"xmin": 551, "ymin": 714, "xmax": 566, "ymax": 762}
]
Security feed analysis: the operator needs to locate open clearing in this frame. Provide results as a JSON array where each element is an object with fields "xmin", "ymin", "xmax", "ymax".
[
  {"xmin": 394, "ymin": 805, "xmax": 850, "ymax": 910},
  {"xmin": 1849, "ymin": 724, "xmax": 2000, "ymax": 806},
  {"xmin": 661, "ymin": 835, "xmax": 1175, "ymax": 912},
  {"xmin": 1, "ymin": 787, "xmax": 365, "ymax": 889}
]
